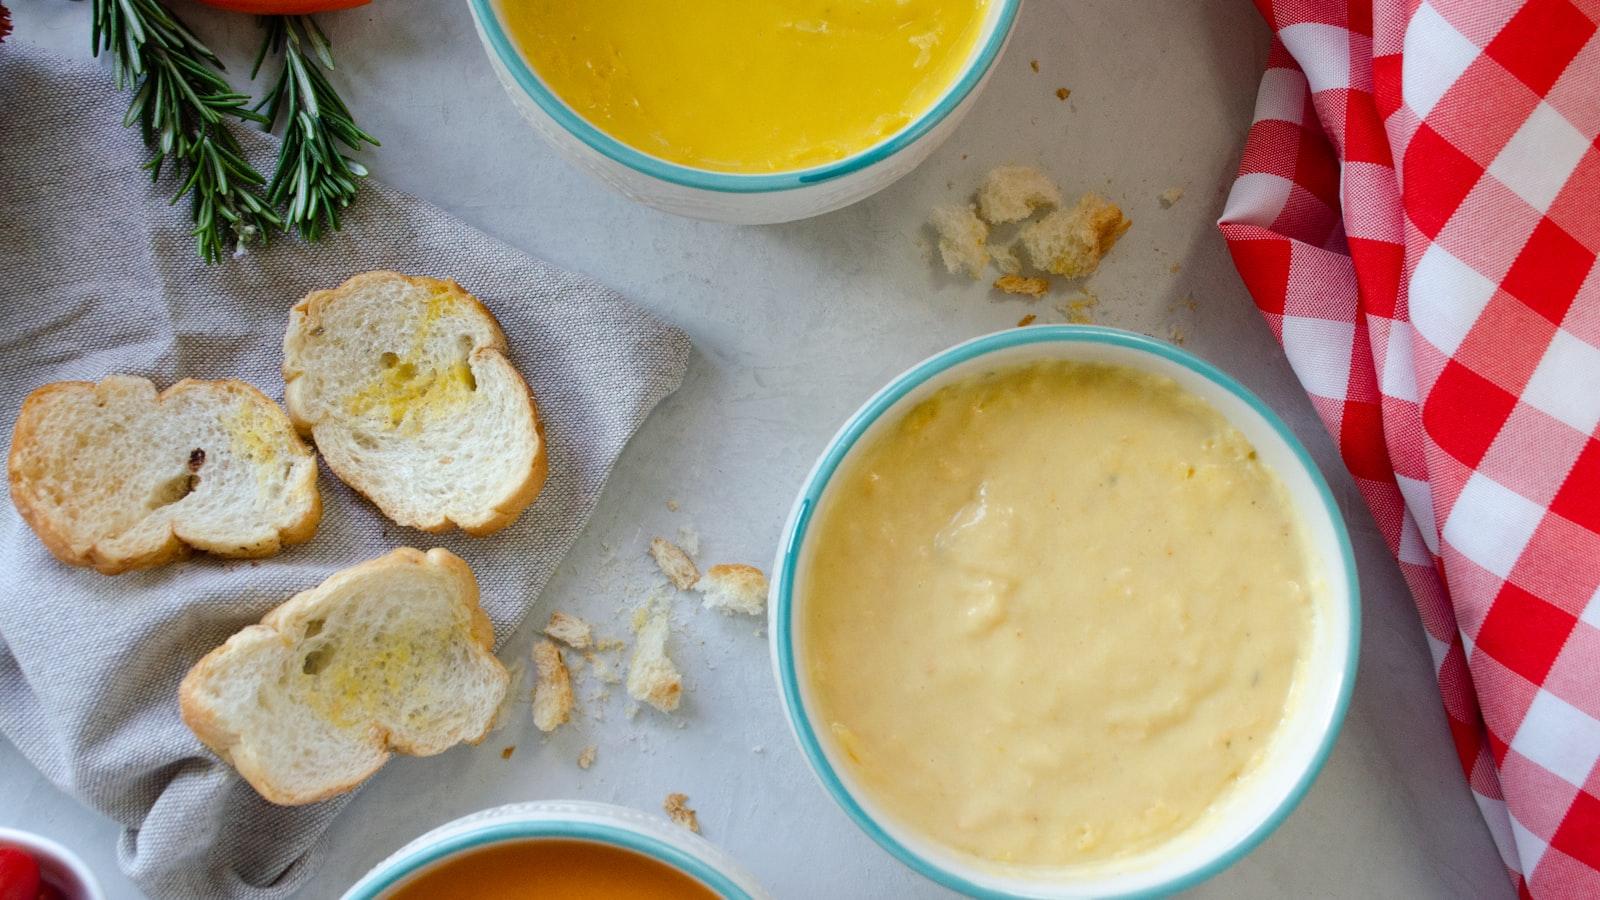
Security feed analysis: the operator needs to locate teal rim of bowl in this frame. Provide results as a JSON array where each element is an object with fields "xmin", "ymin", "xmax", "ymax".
[
  {"xmin": 343, "ymin": 819, "xmax": 754, "ymax": 900},
  {"xmin": 772, "ymin": 324, "xmax": 1362, "ymax": 899},
  {"xmin": 466, "ymin": 0, "xmax": 1022, "ymax": 194}
]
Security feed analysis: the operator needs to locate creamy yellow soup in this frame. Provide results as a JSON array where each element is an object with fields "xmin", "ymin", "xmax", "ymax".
[
  {"xmin": 802, "ymin": 361, "xmax": 1313, "ymax": 866},
  {"xmin": 498, "ymin": 0, "xmax": 989, "ymax": 173}
]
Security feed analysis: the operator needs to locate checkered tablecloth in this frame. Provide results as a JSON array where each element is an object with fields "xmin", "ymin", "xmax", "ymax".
[{"xmin": 1218, "ymin": 1, "xmax": 1600, "ymax": 895}]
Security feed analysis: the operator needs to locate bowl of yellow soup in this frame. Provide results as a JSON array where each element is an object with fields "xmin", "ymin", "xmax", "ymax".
[
  {"xmin": 771, "ymin": 326, "xmax": 1359, "ymax": 897},
  {"xmin": 342, "ymin": 801, "xmax": 769, "ymax": 899},
  {"xmin": 467, "ymin": 0, "xmax": 1020, "ymax": 223}
]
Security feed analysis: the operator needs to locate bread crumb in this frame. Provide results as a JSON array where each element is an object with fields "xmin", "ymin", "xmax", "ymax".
[
  {"xmin": 650, "ymin": 537, "xmax": 700, "ymax": 590},
  {"xmin": 665, "ymin": 499, "xmax": 680, "ymax": 511},
  {"xmin": 1021, "ymin": 194, "xmax": 1131, "ymax": 279},
  {"xmin": 501, "ymin": 746, "xmax": 515, "ymax": 760},
  {"xmin": 544, "ymin": 611, "xmax": 593, "ymax": 650},
  {"xmin": 929, "ymin": 205, "xmax": 990, "ymax": 278},
  {"xmin": 664, "ymin": 793, "xmax": 700, "ymax": 833},
  {"xmin": 1183, "ymin": 294, "xmax": 1198, "ymax": 312},
  {"xmin": 1169, "ymin": 325, "xmax": 1187, "ymax": 345},
  {"xmin": 531, "ymin": 640, "xmax": 573, "ymax": 733},
  {"xmin": 695, "ymin": 564, "xmax": 768, "ymax": 616},
  {"xmin": 752, "ymin": 745, "xmax": 765, "ymax": 754},
  {"xmin": 990, "ymin": 242, "xmax": 1022, "ymax": 275},
  {"xmin": 589, "ymin": 653, "xmax": 622, "ymax": 685},
  {"xmin": 1158, "ymin": 186, "xmax": 1185, "ymax": 208},
  {"xmin": 1057, "ymin": 289, "xmax": 1100, "ymax": 324},
  {"xmin": 1030, "ymin": 58, "xmax": 1040, "ymax": 72},
  {"xmin": 1056, "ymin": 87, "xmax": 1071, "ymax": 101},
  {"xmin": 595, "ymin": 637, "xmax": 625, "ymax": 653},
  {"xmin": 1169, "ymin": 263, "xmax": 1182, "ymax": 274},
  {"xmin": 1017, "ymin": 314, "xmax": 1037, "ymax": 327},
  {"xmin": 627, "ymin": 612, "xmax": 682, "ymax": 713},
  {"xmin": 977, "ymin": 166, "xmax": 1062, "ymax": 224},
  {"xmin": 994, "ymin": 275, "xmax": 1050, "ymax": 299},
  {"xmin": 577, "ymin": 745, "xmax": 597, "ymax": 769}
]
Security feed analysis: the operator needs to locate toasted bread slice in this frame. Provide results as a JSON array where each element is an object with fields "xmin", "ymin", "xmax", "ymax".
[
  {"xmin": 695, "ymin": 564, "xmax": 768, "ymax": 616},
  {"xmin": 7, "ymin": 376, "xmax": 320, "ymax": 574},
  {"xmin": 179, "ymin": 548, "xmax": 508, "ymax": 806},
  {"xmin": 283, "ymin": 272, "xmax": 547, "ymax": 535}
]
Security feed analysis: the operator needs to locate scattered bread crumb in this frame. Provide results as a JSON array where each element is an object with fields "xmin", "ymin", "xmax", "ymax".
[
  {"xmin": 990, "ymin": 242, "xmax": 1022, "ymax": 275},
  {"xmin": 588, "ymin": 653, "xmax": 622, "ymax": 685},
  {"xmin": 929, "ymin": 205, "xmax": 990, "ymax": 278},
  {"xmin": 1057, "ymin": 288, "xmax": 1100, "ymax": 324},
  {"xmin": 532, "ymin": 640, "xmax": 574, "ymax": 733},
  {"xmin": 1159, "ymin": 186, "xmax": 1185, "ymax": 208},
  {"xmin": 1056, "ymin": 87, "xmax": 1071, "ymax": 101},
  {"xmin": 1170, "ymin": 325, "xmax": 1187, "ymax": 346},
  {"xmin": 1017, "ymin": 314, "xmax": 1037, "ymax": 327},
  {"xmin": 595, "ymin": 637, "xmax": 625, "ymax": 652},
  {"xmin": 994, "ymin": 274, "xmax": 1050, "ymax": 299},
  {"xmin": 977, "ymin": 165, "xmax": 1062, "ymax": 224},
  {"xmin": 695, "ymin": 564, "xmax": 768, "ymax": 616},
  {"xmin": 664, "ymin": 793, "xmax": 700, "ymax": 833},
  {"xmin": 627, "ymin": 612, "xmax": 682, "ymax": 713},
  {"xmin": 1170, "ymin": 263, "xmax": 1182, "ymax": 274},
  {"xmin": 665, "ymin": 499, "xmax": 680, "ymax": 511},
  {"xmin": 1182, "ymin": 294, "xmax": 1198, "ymax": 311},
  {"xmin": 650, "ymin": 537, "xmax": 700, "ymax": 590},
  {"xmin": 1021, "ymin": 194, "xmax": 1131, "ymax": 278},
  {"xmin": 544, "ymin": 611, "xmax": 593, "ymax": 650},
  {"xmin": 578, "ymin": 745, "xmax": 597, "ymax": 770},
  {"xmin": 752, "ymin": 745, "xmax": 766, "ymax": 754},
  {"xmin": 1030, "ymin": 58, "xmax": 1040, "ymax": 72},
  {"xmin": 501, "ymin": 746, "xmax": 515, "ymax": 760}
]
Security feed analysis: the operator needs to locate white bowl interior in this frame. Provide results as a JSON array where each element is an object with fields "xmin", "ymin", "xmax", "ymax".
[{"xmin": 778, "ymin": 331, "xmax": 1356, "ymax": 898}]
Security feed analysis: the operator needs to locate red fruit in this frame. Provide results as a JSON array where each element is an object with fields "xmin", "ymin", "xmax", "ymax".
[
  {"xmin": 36, "ymin": 882, "xmax": 69, "ymax": 900},
  {"xmin": 0, "ymin": 848, "xmax": 40, "ymax": 900}
]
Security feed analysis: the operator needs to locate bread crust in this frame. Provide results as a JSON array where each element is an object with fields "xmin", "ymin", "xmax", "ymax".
[
  {"xmin": 282, "ymin": 272, "xmax": 548, "ymax": 536},
  {"xmin": 178, "ymin": 547, "xmax": 505, "ymax": 805},
  {"xmin": 7, "ymin": 376, "xmax": 320, "ymax": 575}
]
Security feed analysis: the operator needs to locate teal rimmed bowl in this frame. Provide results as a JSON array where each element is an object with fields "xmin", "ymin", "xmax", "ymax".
[
  {"xmin": 769, "ymin": 325, "xmax": 1360, "ymax": 898},
  {"xmin": 341, "ymin": 801, "xmax": 769, "ymax": 899},
  {"xmin": 465, "ymin": 0, "xmax": 1022, "ymax": 223}
]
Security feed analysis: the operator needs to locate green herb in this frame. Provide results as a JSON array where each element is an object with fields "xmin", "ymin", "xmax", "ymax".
[
  {"xmin": 252, "ymin": 16, "xmax": 377, "ymax": 243},
  {"xmin": 91, "ymin": 0, "xmax": 280, "ymax": 263}
]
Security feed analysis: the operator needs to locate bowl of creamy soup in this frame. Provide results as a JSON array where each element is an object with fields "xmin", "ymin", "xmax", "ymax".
[
  {"xmin": 342, "ymin": 801, "xmax": 769, "ymax": 900},
  {"xmin": 771, "ymin": 326, "xmax": 1359, "ymax": 897},
  {"xmin": 467, "ymin": 0, "xmax": 1020, "ymax": 223}
]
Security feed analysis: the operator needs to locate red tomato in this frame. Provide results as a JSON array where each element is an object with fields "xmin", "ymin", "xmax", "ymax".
[
  {"xmin": 195, "ymin": 0, "xmax": 372, "ymax": 12},
  {"xmin": 0, "ymin": 849, "xmax": 40, "ymax": 900}
]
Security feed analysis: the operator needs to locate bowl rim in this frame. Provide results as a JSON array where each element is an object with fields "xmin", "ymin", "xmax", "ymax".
[
  {"xmin": 768, "ymin": 324, "xmax": 1362, "ymax": 899},
  {"xmin": 465, "ymin": 0, "xmax": 1022, "ymax": 193},
  {"xmin": 341, "ymin": 804, "xmax": 756, "ymax": 900}
]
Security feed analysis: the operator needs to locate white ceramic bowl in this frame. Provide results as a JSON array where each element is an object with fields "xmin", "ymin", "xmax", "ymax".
[
  {"xmin": 0, "ymin": 828, "xmax": 105, "ymax": 900},
  {"xmin": 340, "ymin": 801, "xmax": 769, "ymax": 899},
  {"xmin": 465, "ymin": 0, "xmax": 1022, "ymax": 224},
  {"xmin": 769, "ymin": 326, "xmax": 1360, "ymax": 898}
]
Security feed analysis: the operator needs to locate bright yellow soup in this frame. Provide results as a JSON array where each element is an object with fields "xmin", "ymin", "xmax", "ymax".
[{"xmin": 497, "ymin": 0, "xmax": 990, "ymax": 173}]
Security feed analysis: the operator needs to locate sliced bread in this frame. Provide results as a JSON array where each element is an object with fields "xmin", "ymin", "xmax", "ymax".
[
  {"xmin": 179, "ymin": 547, "xmax": 508, "ymax": 805},
  {"xmin": 283, "ymin": 272, "xmax": 547, "ymax": 535},
  {"xmin": 7, "ymin": 376, "xmax": 320, "ymax": 574}
]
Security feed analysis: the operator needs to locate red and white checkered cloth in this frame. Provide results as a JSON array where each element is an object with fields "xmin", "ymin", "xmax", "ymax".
[{"xmin": 1218, "ymin": 0, "xmax": 1600, "ymax": 895}]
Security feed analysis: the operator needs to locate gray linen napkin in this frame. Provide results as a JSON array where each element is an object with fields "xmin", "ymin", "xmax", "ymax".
[{"xmin": 0, "ymin": 42, "xmax": 689, "ymax": 900}]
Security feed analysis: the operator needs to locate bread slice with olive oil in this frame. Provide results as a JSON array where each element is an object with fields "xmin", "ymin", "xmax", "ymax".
[
  {"xmin": 283, "ymin": 272, "xmax": 547, "ymax": 535},
  {"xmin": 179, "ymin": 547, "xmax": 509, "ymax": 806},
  {"xmin": 6, "ymin": 376, "xmax": 321, "ymax": 574}
]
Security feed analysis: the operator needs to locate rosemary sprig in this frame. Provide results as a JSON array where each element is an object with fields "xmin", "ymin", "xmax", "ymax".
[
  {"xmin": 91, "ymin": 0, "xmax": 281, "ymax": 263},
  {"xmin": 253, "ymin": 16, "xmax": 377, "ymax": 243}
]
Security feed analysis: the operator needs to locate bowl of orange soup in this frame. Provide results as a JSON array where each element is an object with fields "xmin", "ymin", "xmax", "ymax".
[
  {"xmin": 467, "ymin": 0, "xmax": 1021, "ymax": 223},
  {"xmin": 341, "ymin": 801, "xmax": 768, "ymax": 900},
  {"xmin": 771, "ymin": 326, "xmax": 1359, "ymax": 897}
]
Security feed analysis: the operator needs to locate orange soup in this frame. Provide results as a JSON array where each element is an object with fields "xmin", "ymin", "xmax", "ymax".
[{"xmin": 383, "ymin": 839, "xmax": 716, "ymax": 900}]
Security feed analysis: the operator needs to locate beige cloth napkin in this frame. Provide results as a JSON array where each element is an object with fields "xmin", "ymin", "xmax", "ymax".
[{"xmin": 0, "ymin": 42, "xmax": 689, "ymax": 900}]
